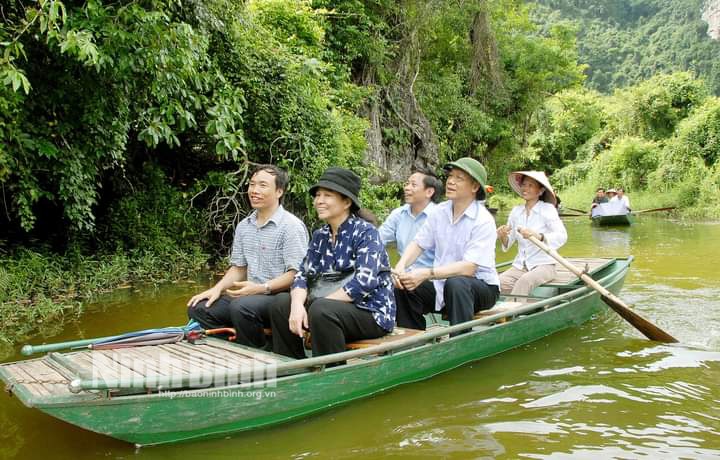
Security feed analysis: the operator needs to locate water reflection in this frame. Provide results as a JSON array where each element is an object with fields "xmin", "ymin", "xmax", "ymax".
[{"xmin": 590, "ymin": 226, "xmax": 631, "ymax": 254}]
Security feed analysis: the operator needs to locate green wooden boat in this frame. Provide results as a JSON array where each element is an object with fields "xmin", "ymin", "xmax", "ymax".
[
  {"xmin": 0, "ymin": 257, "xmax": 632, "ymax": 446},
  {"xmin": 591, "ymin": 213, "xmax": 634, "ymax": 226}
]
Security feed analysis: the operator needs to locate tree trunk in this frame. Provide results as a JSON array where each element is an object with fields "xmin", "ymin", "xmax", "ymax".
[
  {"xmin": 469, "ymin": 4, "xmax": 503, "ymax": 99},
  {"xmin": 361, "ymin": 5, "xmax": 439, "ymax": 183}
]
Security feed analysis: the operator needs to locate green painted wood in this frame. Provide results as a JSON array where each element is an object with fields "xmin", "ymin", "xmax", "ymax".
[
  {"xmin": 0, "ymin": 258, "xmax": 631, "ymax": 446},
  {"xmin": 591, "ymin": 214, "xmax": 634, "ymax": 226}
]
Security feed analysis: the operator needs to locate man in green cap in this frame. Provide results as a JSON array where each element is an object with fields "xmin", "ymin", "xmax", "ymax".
[{"xmin": 392, "ymin": 157, "xmax": 499, "ymax": 334}]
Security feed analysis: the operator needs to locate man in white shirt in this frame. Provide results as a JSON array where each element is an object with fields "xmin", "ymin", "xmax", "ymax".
[{"xmin": 613, "ymin": 187, "xmax": 631, "ymax": 212}]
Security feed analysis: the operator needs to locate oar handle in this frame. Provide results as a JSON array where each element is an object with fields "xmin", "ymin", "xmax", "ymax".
[{"xmin": 526, "ymin": 235, "xmax": 678, "ymax": 343}]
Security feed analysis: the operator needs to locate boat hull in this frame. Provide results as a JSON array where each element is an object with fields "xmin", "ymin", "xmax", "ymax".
[
  {"xmin": 2, "ymin": 258, "xmax": 631, "ymax": 446},
  {"xmin": 591, "ymin": 214, "xmax": 634, "ymax": 226}
]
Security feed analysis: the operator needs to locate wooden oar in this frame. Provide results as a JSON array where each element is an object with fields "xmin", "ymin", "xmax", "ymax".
[
  {"xmin": 564, "ymin": 206, "xmax": 588, "ymax": 214},
  {"xmin": 527, "ymin": 235, "xmax": 678, "ymax": 343},
  {"xmin": 633, "ymin": 206, "xmax": 676, "ymax": 214}
]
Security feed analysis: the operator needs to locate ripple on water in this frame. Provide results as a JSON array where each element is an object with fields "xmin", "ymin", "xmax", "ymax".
[{"xmin": 617, "ymin": 284, "xmax": 720, "ymax": 349}]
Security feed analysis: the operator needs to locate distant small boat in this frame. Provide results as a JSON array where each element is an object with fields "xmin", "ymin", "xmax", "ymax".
[{"xmin": 591, "ymin": 213, "xmax": 634, "ymax": 226}]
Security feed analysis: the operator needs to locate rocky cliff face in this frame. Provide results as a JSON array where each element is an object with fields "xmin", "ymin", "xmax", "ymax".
[{"xmin": 703, "ymin": 0, "xmax": 720, "ymax": 39}]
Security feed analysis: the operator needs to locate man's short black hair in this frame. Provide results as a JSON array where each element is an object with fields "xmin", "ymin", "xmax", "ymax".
[
  {"xmin": 412, "ymin": 167, "xmax": 444, "ymax": 203},
  {"xmin": 597, "ymin": 187, "xmax": 605, "ymax": 192},
  {"xmin": 251, "ymin": 164, "xmax": 289, "ymax": 192}
]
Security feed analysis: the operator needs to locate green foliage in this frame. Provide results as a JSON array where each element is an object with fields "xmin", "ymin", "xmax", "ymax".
[
  {"xmin": 0, "ymin": 247, "xmax": 208, "ymax": 346},
  {"xmin": 97, "ymin": 162, "xmax": 204, "ymax": 255},
  {"xmin": 594, "ymin": 136, "xmax": 659, "ymax": 189},
  {"xmin": 532, "ymin": 0, "xmax": 720, "ymax": 94},
  {"xmin": 549, "ymin": 74, "xmax": 720, "ymax": 217},
  {"xmin": 525, "ymin": 88, "xmax": 605, "ymax": 170},
  {"xmin": 668, "ymin": 96, "xmax": 720, "ymax": 167},
  {"xmin": 610, "ymin": 72, "xmax": 710, "ymax": 140},
  {"xmin": 415, "ymin": 0, "xmax": 585, "ymax": 184},
  {"xmin": 1, "ymin": 0, "xmax": 249, "ymax": 232}
]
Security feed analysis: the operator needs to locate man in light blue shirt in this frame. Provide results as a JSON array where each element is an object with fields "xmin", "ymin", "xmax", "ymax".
[
  {"xmin": 380, "ymin": 169, "xmax": 441, "ymax": 331},
  {"xmin": 379, "ymin": 168, "xmax": 442, "ymax": 269},
  {"xmin": 393, "ymin": 158, "xmax": 499, "ymax": 333}
]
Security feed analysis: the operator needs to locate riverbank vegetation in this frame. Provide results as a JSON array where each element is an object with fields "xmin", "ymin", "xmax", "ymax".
[
  {"xmin": 0, "ymin": 0, "xmax": 718, "ymax": 347},
  {"xmin": 520, "ymin": 72, "xmax": 720, "ymax": 219}
]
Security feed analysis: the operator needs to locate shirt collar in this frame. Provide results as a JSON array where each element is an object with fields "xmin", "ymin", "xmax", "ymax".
[
  {"xmin": 401, "ymin": 202, "xmax": 436, "ymax": 218},
  {"xmin": 248, "ymin": 205, "xmax": 285, "ymax": 227},
  {"xmin": 455, "ymin": 200, "xmax": 480, "ymax": 219}
]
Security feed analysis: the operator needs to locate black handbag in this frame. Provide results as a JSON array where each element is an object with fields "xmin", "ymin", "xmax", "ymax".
[
  {"xmin": 307, "ymin": 270, "xmax": 356, "ymax": 304},
  {"xmin": 306, "ymin": 265, "xmax": 391, "ymax": 304}
]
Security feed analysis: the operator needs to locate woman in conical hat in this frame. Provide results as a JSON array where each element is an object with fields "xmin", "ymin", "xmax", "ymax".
[{"xmin": 496, "ymin": 171, "xmax": 568, "ymax": 298}]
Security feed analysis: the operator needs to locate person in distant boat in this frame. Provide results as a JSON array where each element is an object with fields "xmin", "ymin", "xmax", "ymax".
[
  {"xmin": 591, "ymin": 187, "xmax": 608, "ymax": 206},
  {"xmin": 590, "ymin": 187, "xmax": 608, "ymax": 216},
  {"xmin": 496, "ymin": 171, "xmax": 567, "ymax": 298},
  {"xmin": 392, "ymin": 158, "xmax": 499, "ymax": 333},
  {"xmin": 187, "ymin": 164, "xmax": 309, "ymax": 349},
  {"xmin": 613, "ymin": 187, "xmax": 631, "ymax": 212},
  {"xmin": 271, "ymin": 167, "xmax": 395, "ymax": 359}
]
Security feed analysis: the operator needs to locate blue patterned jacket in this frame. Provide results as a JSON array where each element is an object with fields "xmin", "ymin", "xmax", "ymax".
[{"xmin": 293, "ymin": 216, "xmax": 396, "ymax": 332}]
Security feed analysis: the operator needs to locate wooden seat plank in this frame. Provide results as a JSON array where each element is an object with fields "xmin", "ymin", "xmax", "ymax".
[
  {"xmin": 155, "ymin": 344, "xmax": 224, "ymax": 374},
  {"xmin": 4, "ymin": 363, "xmax": 51, "ymax": 397},
  {"xmin": 21, "ymin": 360, "xmax": 71, "ymax": 396},
  {"xmin": 96, "ymin": 348, "xmax": 188, "ymax": 378},
  {"xmin": 474, "ymin": 301, "xmax": 527, "ymax": 323},
  {"xmin": 172, "ymin": 342, "xmax": 256, "ymax": 369},
  {"xmin": 204, "ymin": 338, "xmax": 294, "ymax": 363},
  {"xmin": 71, "ymin": 350, "xmax": 146, "ymax": 380},
  {"xmin": 346, "ymin": 327, "xmax": 424, "ymax": 350}
]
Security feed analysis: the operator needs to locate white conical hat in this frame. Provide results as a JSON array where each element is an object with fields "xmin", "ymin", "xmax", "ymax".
[{"xmin": 508, "ymin": 171, "xmax": 557, "ymax": 206}]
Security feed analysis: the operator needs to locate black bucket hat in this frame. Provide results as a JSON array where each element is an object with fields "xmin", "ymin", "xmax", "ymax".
[{"xmin": 309, "ymin": 167, "xmax": 362, "ymax": 210}]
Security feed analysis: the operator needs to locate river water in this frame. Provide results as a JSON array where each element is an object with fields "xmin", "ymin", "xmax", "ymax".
[{"xmin": 1, "ymin": 215, "xmax": 720, "ymax": 459}]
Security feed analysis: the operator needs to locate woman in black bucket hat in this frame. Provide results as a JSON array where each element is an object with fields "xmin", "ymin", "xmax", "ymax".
[{"xmin": 270, "ymin": 168, "xmax": 396, "ymax": 360}]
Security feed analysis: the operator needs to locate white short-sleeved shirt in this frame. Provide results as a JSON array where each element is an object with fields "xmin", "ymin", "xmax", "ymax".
[{"xmin": 414, "ymin": 200, "xmax": 499, "ymax": 311}]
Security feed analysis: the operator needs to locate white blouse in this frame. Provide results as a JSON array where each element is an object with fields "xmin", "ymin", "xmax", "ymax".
[{"xmin": 501, "ymin": 201, "xmax": 568, "ymax": 270}]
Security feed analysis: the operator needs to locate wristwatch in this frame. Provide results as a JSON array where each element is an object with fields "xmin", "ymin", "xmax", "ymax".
[{"xmin": 263, "ymin": 282, "xmax": 271, "ymax": 295}]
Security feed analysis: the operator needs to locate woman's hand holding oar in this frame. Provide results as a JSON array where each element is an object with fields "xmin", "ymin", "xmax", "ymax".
[{"xmin": 526, "ymin": 235, "xmax": 678, "ymax": 343}]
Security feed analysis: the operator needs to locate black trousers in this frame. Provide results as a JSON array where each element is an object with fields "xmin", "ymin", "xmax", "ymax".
[
  {"xmin": 395, "ymin": 276, "xmax": 499, "ymax": 335},
  {"xmin": 270, "ymin": 298, "xmax": 386, "ymax": 360},
  {"xmin": 187, "ymin": 293, "xmax": 290, "ymax": 349},
  {"xmin": 394, "ymin": 280, "xmax": 437, "ymax": 330}
]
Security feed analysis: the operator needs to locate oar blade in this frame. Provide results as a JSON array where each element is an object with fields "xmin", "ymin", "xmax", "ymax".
[{"xmin": 600, "ymin": 295, "xmax": 678, "ymax": 343}]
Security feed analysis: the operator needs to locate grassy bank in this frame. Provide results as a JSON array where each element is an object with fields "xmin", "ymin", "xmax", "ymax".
[{"xmin": 0, "ymin": 248, "xmax": 209, "ymax": 349}]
